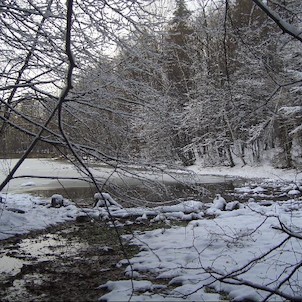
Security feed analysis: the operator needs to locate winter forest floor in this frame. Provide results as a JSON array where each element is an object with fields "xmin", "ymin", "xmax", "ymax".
[{"xmin": 0, "ymin": 158, "xmax": 302, "ymax": 301}]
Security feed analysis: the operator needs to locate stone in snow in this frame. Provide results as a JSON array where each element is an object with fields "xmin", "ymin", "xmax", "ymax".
[
  {"xmin": 287, "ymin": 189, "xmax": 301, "ymax": 198},
  {"xmin": 225, "ymin": 200, "xmax": 240, "ymax": 211},
  {"xmin": 213, "ymin": 194, "xmax": 226, "ymax": 210},
  {"xmin": 94, "ymin": 192, "xmax": 123, "ymax": 208},
  {"xmin": 51, "ymin": 194, "xmax": 64, "ymax": 208}
]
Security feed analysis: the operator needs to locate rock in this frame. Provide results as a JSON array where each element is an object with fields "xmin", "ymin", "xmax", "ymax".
[
  {"xmin": 225, "ymin": 201, "xmax": 240, "ymax": 211},
  {"xmin": 212, "ymin": 194, "xmax": 226, "ymax": 210},
  {"xmin": 51, "ymin": 194, "xmax": 64, "ymax": 208}
]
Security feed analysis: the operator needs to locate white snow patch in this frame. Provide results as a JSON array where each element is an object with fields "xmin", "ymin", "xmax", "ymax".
[
  {"xmin": 189, "ymin": 164, "xmax": 302, "ymax": 182},
  {"xmin": 100, "ymin": 200, "xmax": 302, "ymax": 301},
  {"xmin": 0, "ymin": 193, "xmax": 79, "ymax": 240},
  {"xmin": 20, "ymin": 181, "xmax": 36, "ymax": 187}
]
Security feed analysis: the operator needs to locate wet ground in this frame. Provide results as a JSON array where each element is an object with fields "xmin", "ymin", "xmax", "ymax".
[
  {"xmin": 0, "ymin": 159, "xmax": 241, "ymax": 301},
  {"xmin": 0, "ymin": 219, "xmax": 152, "ymax": 302}
]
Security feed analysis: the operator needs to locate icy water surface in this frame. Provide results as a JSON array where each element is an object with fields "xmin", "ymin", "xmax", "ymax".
[
  {"xmin": 0, "ymin": 158, "xmax": 239, "ymax": 204},
  {"xmin": 30, "ymin": 176, "xmax": 239, "ymax": 207}
]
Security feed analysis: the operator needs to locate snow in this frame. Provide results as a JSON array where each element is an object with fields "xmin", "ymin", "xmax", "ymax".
[
  {"xmin": 278, "ymin": 106, "xmax": 302, "ymax": 117},
  {"xmin": 96, "ymin": 166, "xmax": 302, "ymax": 302},
  {"xmin": 290, "ymin": 124, "xmax": 302, "ymax": 135},
  {"xmin": 212, "ymin": 193, "xmax": 226, "ymax": 210},
  {"xmin": 102, "ymin": 200, "xmax": 302, "ymax": 301},
  {"xmin": 51, "ymin": 194, "xmax": 64, "ymax": 207},
  {"xmin": 1, "ymin": 158, "xmax": 302, "ymax": 301},
  {"xmin": 0, "ymin": 158, "xmax": 91, "ymax": 193},
  {"xmin": 0, "ymin": 193, "xmax": 78, "ymax": 240},
  {"xmin": 188, "ymin": 162, "xmax": 302, "ymax": 182},
  {"xmin": 81, "ymin": 200, "xmax": 204, "ymax": 222},
  {"xmin": 94, "ymin": 192, "xmax": 123, "ymax": 208}
]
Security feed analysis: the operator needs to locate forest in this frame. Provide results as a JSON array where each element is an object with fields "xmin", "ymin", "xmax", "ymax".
[
  {"xmin": 1, "ymin": 2, "xmax": 302, "ymax": 301},
  {"xmin": 0, "ymin": 0, "xmax": 301, "ymax": 170}
]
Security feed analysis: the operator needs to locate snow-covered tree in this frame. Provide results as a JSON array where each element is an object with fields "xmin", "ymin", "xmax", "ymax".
[
  {"xmin": 179, "ymin": 0, "xmax": 302, "ymax": 168},
  {"xmin": 161, "ymin": 0, "xmax": 196, "ymax": 165}
]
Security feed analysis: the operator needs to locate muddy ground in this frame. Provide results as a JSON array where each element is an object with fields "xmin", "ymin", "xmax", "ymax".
[{"xmin": 0, "ymin": 219, "xmax": 156, "ymax": 302}]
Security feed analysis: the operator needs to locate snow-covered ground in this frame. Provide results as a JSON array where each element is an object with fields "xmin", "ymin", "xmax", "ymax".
[
  {"xmin": 0, "ymin": 194, "xmax": 79, "ymax": 240},
  {"xmin": 98, "ymin": 166, "xmax": 302, "ymax": 302},
  {"xmin": 189, "ymin": 162, "xmax": 302, "ymax": 182},
  {"xmin": 0, "ymin": 158, "xmax": 302, "ymax": 301},
  {"xmin": 100, "ymin": 199, "xmax": 302, "ymax": 302}
]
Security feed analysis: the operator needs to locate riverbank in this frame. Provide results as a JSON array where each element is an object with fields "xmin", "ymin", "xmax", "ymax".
[
  {"xmin": 1, "ymin": 158, "xmax": 302, "ymax": 301},
  {"xmin": 188, "ymin": 162, "xmax": 302, "ymax": 182}
]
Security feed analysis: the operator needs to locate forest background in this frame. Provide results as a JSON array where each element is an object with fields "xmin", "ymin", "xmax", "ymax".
[{"xmin": 1, "ymin": 0, "xmax": 301, "ymax": 171}]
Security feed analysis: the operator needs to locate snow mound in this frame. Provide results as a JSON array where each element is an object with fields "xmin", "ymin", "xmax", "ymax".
[
  {"xmin": 93, "ymin": 200, "xmax": 204, "ymax": 223},
  {"xmin": 0, "ymin": 193, "xmax": 78, "ymax": 240},
  {"xmin": 94, "ymin": 192, "xmax": 123, "ymax": 208}
]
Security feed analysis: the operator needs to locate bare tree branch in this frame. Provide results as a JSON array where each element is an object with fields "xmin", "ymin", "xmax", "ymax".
[
  {"xmin": 252, "ymin": 0, "xmax": 302, "ymax": 43},
  {"xmin": 0, "ymin": 0, "xmax": 74, "ymax": 192}
]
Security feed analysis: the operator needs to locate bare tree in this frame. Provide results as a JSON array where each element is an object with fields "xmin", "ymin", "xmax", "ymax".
[{"xmin": 0, "ymin": 0, "xmax": 162, "ymax": 190}]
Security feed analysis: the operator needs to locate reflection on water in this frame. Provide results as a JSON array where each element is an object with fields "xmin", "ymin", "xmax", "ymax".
[
  {"xmin": 18, "ymin": 234, "xmax": 88, "ymax": 260},
  {"xmin": 0, "ymin": 231, "xmax": 90, "ymax": 301},
  {"xmin": 0, "ymin": 233, "xmax": 88, "ymax": 278},
  {"xmin": 32, "ymin": 178, "xmax": 236, "ymax": 207},
  {"xmin": 0, "ymin": 255, "xmax": 25, "ymax": 275}
]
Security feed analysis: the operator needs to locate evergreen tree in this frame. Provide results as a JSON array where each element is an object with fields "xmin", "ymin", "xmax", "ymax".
[
  {"xmin": 166, "ymin": 0, "xmax": 193, "ymax": 103},
  {"xmin": 164, "ymin": 0, "xmax": 196, "ymax": 165}
]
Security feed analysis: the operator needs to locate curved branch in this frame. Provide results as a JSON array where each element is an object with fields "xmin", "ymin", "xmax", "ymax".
[
  {"xmin": 252, "ymin": 0, "xmax": 302, "ymax": 43},
  {"xmin": 0, "ymin": 1, "xmax": 74, "ymax": 192}
]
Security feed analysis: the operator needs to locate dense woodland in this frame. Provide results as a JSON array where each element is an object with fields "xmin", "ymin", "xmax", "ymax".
[{"xmin": 1, "ymin": 0, "xmax": 302, "ymax": 169}]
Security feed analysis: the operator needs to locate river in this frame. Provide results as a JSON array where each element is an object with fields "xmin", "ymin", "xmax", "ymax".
[{"xmin": 0, "ymin": 158, "xmax": 240, "ymax": 205}]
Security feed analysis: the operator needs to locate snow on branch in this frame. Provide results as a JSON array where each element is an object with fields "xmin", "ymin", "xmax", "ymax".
[{"xmin": 252, "ymin": 0, "xmax": 302, "ymax": 43}]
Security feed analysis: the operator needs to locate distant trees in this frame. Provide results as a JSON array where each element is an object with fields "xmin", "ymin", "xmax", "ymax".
[
  {"xmin": 168, "ymin": 0, "xmax": 302, "ymax": 168},
  {"xmin": 164, "ymin": 0, "xmax": 196, "ymax": 165},
  {"xmin": 0, "ymin": 0, "xmax": 65, "ymax": 156},
  {"xmin": 103, "ymin": 0, "xmax": 197, "ymax": 165},
  {"xmin": 0, "ymin": 0, "xmax": 301, "ymax": 171}
]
